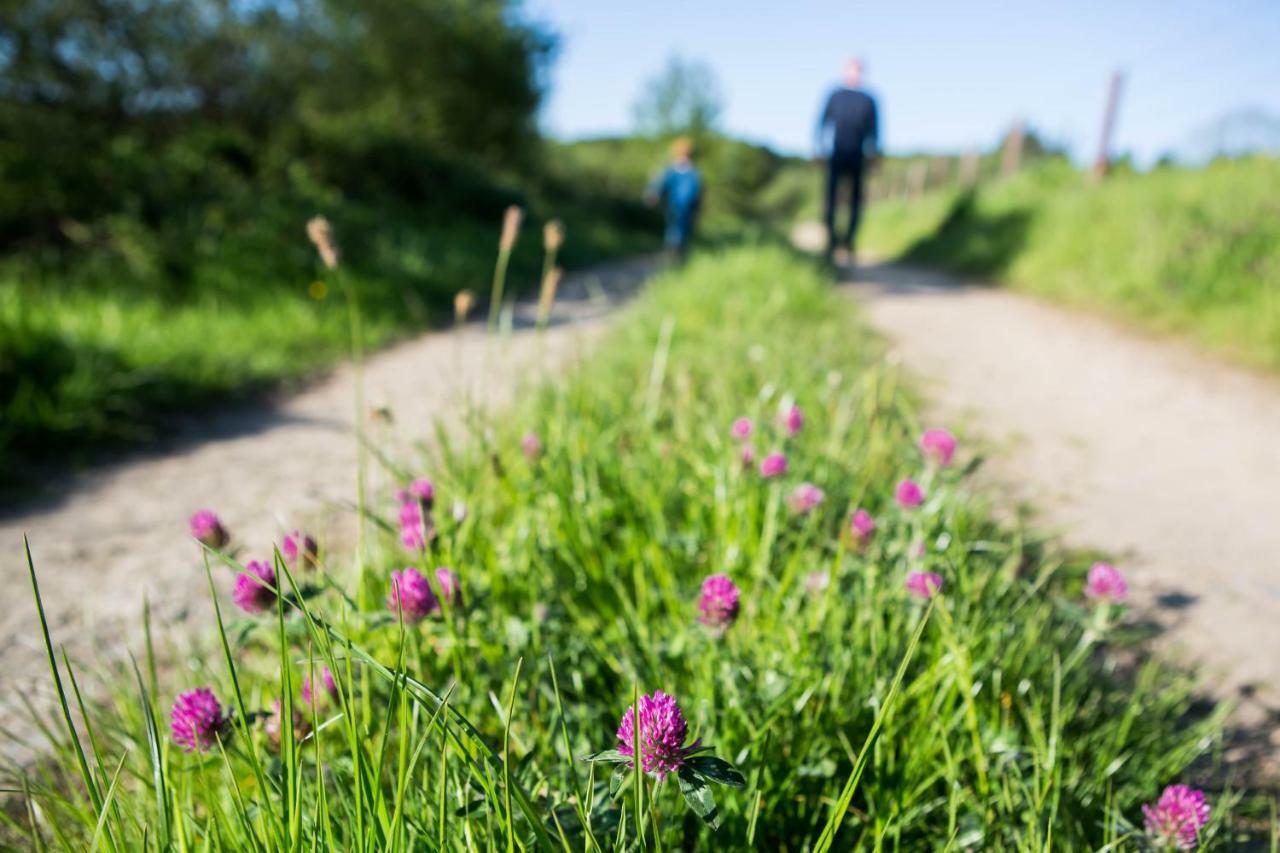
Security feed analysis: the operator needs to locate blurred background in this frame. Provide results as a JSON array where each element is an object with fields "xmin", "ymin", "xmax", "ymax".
[{"xmin": 2, "ymin": 0, "xmax": 1278, "ymax": 495}]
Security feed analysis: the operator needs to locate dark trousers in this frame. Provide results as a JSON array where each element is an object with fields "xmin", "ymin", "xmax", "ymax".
[{"xmin": 824, "ymin": 155, "xmax": 865, "ymax": 254}]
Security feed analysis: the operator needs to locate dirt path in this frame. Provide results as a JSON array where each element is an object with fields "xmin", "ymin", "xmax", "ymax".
[
  {"xmin": 845, "ymin": 261, "xmax": 1280, "ymax": 752},
  {"xmin": 0, "ymin": 258, "xmax": 658, "ymax": 761}
]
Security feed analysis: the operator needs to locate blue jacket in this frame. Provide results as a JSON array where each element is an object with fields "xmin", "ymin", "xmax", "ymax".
[{"xmin": 653, "ymin": 164, "xmax": 703, "ymax": 223}]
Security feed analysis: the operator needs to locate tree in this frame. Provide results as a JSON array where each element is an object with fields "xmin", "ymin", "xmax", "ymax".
[{"xmin": 631, "ymin": 54, "xmax": 723, "ymax": 137}]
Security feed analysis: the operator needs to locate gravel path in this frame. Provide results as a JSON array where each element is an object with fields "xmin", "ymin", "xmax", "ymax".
[
  {"xmin": 0, "ymin": 257, "xmax": 658, "ymax": 761},
  {"xmin": 846, "ymin": 261, "xmax": 1280, "ymax": 761}
]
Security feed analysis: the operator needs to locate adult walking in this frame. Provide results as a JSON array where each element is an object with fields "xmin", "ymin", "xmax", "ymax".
[{"xmin": 816, "ymin": 59, "xmax": 880, "ymax": 265}]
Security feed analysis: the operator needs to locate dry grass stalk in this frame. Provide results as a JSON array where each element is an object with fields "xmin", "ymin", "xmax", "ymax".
[
  {"xmin": 454, "ymin": 289, "xmax": 476, "ymax": 324},
  {"xmin": 305, "ymin": 215, "xmax": 340, "ymax": 269},
  {"xmin": 536, "ymin": 266, "xmax": 562, "ymax": 331},
  {"xmin": 543, "ymin": 219, "xmax": 564, "ymax": 253},
  {"xmin": 499, "ymin": 205, "xmax": 524, "ymax": 253}
]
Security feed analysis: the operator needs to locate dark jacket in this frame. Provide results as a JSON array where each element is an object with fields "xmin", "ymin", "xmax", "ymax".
[{"xmin": 818, "ymin": 88, "xmax": 879, "ymax": 161}]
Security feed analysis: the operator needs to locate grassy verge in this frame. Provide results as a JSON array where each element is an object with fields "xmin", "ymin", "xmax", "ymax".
[
  {"xmin": 859, "ymin": 157, "xmax": 1280, "ymax": 371},
  {"xmin": 11, "ymin": 245, "xmax": 1244, "ymax": 848},
  {"xmin": 0, "ymin": 180, "xmax": 657, "ymax": 495}
]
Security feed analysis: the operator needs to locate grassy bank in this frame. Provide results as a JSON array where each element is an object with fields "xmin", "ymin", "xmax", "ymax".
[
  {"xmin": 860, "ymin": 157, "xmax": 1280, "ymax": 370},
  {"xmin": 0, "ymin": 177, "xmax": 656, "ymax": 493},
  {"xmin": 12, "ymin": 246, "xmax": 1242, "ymax": 848}
]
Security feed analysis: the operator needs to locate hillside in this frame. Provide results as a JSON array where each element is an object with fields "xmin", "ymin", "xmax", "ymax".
[{"xmin": 860, "ymin": 156, "xmax": 1280, "ymax": 370}]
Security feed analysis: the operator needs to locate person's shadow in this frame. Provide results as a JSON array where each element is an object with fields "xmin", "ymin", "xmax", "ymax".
[{"xmin": 897, "ymin": 189, "xmax": 1034, "ymax": 278}]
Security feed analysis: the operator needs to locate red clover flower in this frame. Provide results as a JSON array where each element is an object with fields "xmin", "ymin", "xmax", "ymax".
[
  {"xmin": 171, "ymin": 687, "xmax": 227, "ymax": 752},
  {"xmin": 1084, "ymin": 562, "xmax": 1128, "ymax": 602},
  {"xmin": 759, "ymin": 452, "xmax": 787, "ymax": 478},
  {"xmin": 905, "ymin": 571, "xmax": 943, "ymax": 600},
  {"xmin": 850, "ymin": 508, "xmax": 875, "ymax": 546},
  {"xmin": 233, "ymin": 560, "xmax": 278, "ymax": 614},
  {"xmin": 435, "ymin": 567, "xmax": 462, "ymax": 608},
  {"xmin": 281, "ymin": 530, "xmax": 318, "ymax": 571},
  {"xmin": 895, "ymin": 479, "xmax": 925, "ymax": 508},
  {"xmin": 302, "ymin": 666, "xmax": 338, "ymax": 706},
  {"xmin": 920, "ymin": 428, "xmax": 957, "ymax": 467},
  {"xmin": 387, "ymin": 567, "xmax": 438, "ymax": 622},
  {"xmin": 1143, "ymin": 784, "xmax": 1210, "ymax": 850},
  {"xmin": 698, "ymin": 574, "xmax": 740, "ymax": 628},
  {"xmin": 616, "ymin": 691, "xmax": 700, "ymax": 780},
  {"xmin": 190, "ymin": 509, "xmax": 229, "ymax": 549},
  {"xmin": 789, "ymin": 482, "xmax": 825, "ymax": 513},
  {"xmin": 780, "ymin": 404, "xmax": 804, "ymax": 436}
]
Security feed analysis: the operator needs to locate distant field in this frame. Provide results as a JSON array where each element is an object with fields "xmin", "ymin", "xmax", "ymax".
[{"xmin": 860, "ymin": 157, "xmax": 1280, "ymax": 370}]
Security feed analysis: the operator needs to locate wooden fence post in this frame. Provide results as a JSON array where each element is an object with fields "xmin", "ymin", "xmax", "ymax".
[
  {"xmin": 1001, "ymin": 119, "xmax": 1025, "ymax": 177},
  {"xmin": 1091, "ymin": 70, "xmax": 1125, "ymax": 182}
]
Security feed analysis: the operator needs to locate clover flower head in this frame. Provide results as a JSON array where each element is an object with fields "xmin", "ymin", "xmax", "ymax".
[
  {"xmin": 397, "ymin": 478, "xmax": 434, "ymax": 507},
  {"xmin": 190, "ymin": 509, "xmax": 229, "ymax": 549},
  {"xmin": 850, "ymin": 508, "xmax": 875, "ymax": 543},
  {"xmin": 387, "ymin": 567, "xmax": 438, "ymax": 622},
  {"xmin": 281, "ymin": 530, "xmax": 318, "ymax": 571},
  {"xmin": 616, "ymin": 691, "xmax": 699, "ymax": 780},
  {"xmin": 905, "ymin": 571, "xmax": 943, "ymax": 600},
  {"xmin": 731, "ymin": 417, "xmax": 753, "ymax": 440},
  {"xmin": 698, "ymin": 574, "xmax": 740, "ymax": 628},
  {"xmin": 1143, "ymin": 784, "xmax": 1210, "ymax": 850},
  {"xmin": 397, "ymin": 500, "xmax": 435, "ymax": 551},
  {"xmin": 171, "ymin": 687, "xmax": 227, "ymax": 752},
  {"xmin": 264, "ymin": 699, "xmax": 310, "ymax": 752},
  {"xmin": 740, "ymin": 443, "xmax": 756, "ymax": 467},
  {"xmin": 920, "ymin": 428, "xmax": 957, "ymax": 467},
  {"xmin": 522, "ymin": 431, "xmax": 543, "ymax": 460},
  {"xmin": 780, "ymin": 404, "xmax": 804, "ymax": 436},
  {"xmin": 759, "ymin": 452, "xmax": 787, "ymax": 478},
  {"xmin": 895, "ymin": 479, "xmax": 925, "ymax": 508},
  {"xmin": 435, "ymin": 567, "xmax": 462, "ymax": 607},
  {"xmin": 1084, "ymin": 562, "xmax": 1128, "ymax": 602},
  {"xmin": 302, "ymin": 666, "xmax": 338, "ymax": 706},
  {"xmin": 789, "ymin": 482, "xmax": 826, "ymax": 513},
  {"xmin": 233, "ymin": 560, "xmax": 277, "ymax": 614}
]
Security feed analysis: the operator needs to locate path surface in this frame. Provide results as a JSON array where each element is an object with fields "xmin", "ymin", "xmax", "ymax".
[
  {"xmin": 845, "ymin": 261, "xmax": 1280, "ymax": 757},
  {"xmin": 0, "ymin": 258, "xmax": 658, "ymax": 761}
]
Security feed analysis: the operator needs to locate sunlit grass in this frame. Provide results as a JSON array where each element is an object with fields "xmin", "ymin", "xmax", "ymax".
[
  {"xmin": 860, "ymin": 157, "xmax": 1280, "ymax": 371},
  {"xmin": 8, "ymin": 246, "xmax": 1243, "ymax": 848}
]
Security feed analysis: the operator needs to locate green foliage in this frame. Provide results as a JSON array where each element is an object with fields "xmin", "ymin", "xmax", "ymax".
[
  {"xmin": 11, "ymin": 246, "xmax": 1240, "ymax": 848},
  {"xmin": 631, "ymin": 54, "xmax": 724, "ymax": 138},
  {"xmin": 0, "ymin": 186, "xmax": 656, "ymax": 491},
  {"xmin": 861, "ymin": 157, "xmax": 1280, "ymax": 370},
  {"xmin": 551, "ymin": 134, "xmax": 807, "ymax": 230},
  {"xmin": 0, "ymin": 0, "xmax": 665, "ymax": 489},
  {"xmin": 0, "ymin": 0, "xmax": 554, "ymax": 245}
]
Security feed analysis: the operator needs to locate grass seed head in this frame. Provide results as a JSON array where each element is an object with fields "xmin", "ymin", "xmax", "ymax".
[
  {"xmin": 499, "ymin": 205, "xmax": 524, "ymax": 253},
  {"xmin": 305, "ymin": 215, "xmax": 340, "ymax": 270}
]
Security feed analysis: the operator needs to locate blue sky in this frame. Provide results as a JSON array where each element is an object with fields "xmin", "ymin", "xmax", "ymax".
[{"xmin": 527, "ymin": 0, "xmax": 1280, "ymax": 163}]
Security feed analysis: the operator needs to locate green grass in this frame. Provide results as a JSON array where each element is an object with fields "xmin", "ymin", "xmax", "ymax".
[
  {"xmin": 860, "ymin": 156, "xmax": 1280, "ymax": 370},
  {"xmin": 9, "ymin": 245, "xmax": 1248, "ymax": 848},
  {"xmin": 0, "ymin": 183, "xmax": 657, "ymax": 494}
]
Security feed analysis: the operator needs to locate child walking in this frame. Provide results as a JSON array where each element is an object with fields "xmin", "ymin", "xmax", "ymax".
[{"xmin": 646, "ymin": 137, "xmax": 703, "ymax": 261}]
